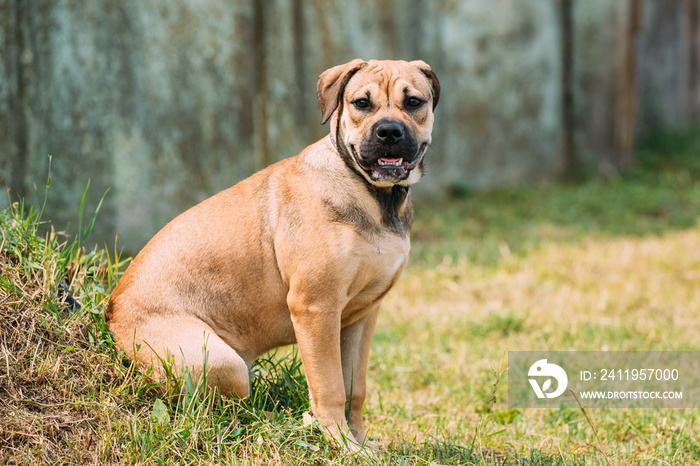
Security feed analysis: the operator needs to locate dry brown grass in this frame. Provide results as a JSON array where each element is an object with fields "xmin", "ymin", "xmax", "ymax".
[{"xmin": 0, "ymin": 214, "xmax": 155, "ymax": 464}]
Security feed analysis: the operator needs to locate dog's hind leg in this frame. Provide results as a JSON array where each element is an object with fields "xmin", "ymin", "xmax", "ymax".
[{"xmin": 126, "ymin": 314, "xmax": 250, "ymax": 398}]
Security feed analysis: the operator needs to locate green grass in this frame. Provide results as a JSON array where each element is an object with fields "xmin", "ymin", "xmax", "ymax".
[{"xmin": 1, "ymin": 130, "xmax": 699, "ymax": 464}]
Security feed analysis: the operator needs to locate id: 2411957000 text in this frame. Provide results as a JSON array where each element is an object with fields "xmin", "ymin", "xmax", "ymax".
[{"xmin": 580, "ymin": 368, "xmax": 679, "ymax": 381}]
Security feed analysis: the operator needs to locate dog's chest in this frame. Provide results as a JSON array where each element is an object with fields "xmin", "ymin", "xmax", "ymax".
[
  {"xmin": 373, "ymin": 234, "xmax": 409, "ymax": 277},
  {"xmin": 342, "ymin": 233, "xmax": 409, "ymax": 323}
]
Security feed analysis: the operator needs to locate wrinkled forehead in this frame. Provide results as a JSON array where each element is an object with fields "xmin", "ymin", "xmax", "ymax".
[{"xmin": 344, "ymin": 60, "xmax": 432, "ymax": 99}]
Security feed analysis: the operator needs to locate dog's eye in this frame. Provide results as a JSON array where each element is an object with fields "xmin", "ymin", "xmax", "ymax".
[
  {"xmin": 353, "ymin": 98, "xmax": 370, "ymax": 110},
  {"xmin": 406, "ymin": 97, "xmax": 424, "ymax": 108}
]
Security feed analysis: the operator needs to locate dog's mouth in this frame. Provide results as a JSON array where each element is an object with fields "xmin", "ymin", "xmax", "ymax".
[{"xmin": 350, "ymin": 143, "xmax": 428, "ymax": 183}]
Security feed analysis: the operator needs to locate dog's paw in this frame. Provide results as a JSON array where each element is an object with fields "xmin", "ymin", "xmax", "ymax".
[{"xmin": 361, "ymin": 439, "xmax": 381, "ymax": 450}]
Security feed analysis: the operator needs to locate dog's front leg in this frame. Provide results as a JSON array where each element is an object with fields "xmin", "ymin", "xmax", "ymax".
[
  {"xmin": 341, "ymin": 304, "xmax": 380, "ymax": 448},
  {"xmin": 288, "ymin": 296, "xmax": 359, "ymax": 447}
]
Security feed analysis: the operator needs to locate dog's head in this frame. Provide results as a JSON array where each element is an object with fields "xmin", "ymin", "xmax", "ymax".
[{"xmin": 318, "ymin": 59, "xmax": 440, "ymax": 187}]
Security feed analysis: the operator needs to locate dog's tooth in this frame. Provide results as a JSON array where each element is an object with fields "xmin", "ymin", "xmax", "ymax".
[{"xmin": 377, "ymin": 157, "xmax": 406, "ymax": 167}]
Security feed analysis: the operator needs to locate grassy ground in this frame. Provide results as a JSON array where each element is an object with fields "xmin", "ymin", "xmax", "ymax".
[{"xmin": 1, "ymin": 130, "xmax": 699, "ymax": 464}]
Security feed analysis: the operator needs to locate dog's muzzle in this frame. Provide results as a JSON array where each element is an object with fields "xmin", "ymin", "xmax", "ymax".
[
  {"xmin": 352, "ymin": 119, "xmax": 427, "ymax": 184},
  {"xmin": 351, "ymin": 144, "xmax": 428, "ymax": 182}
]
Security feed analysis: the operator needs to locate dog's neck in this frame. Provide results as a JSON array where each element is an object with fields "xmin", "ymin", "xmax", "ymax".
[
  {"xmin": 369, "ymin": 183, "xmax": 414, "ymax": 236},
  {"xmin": 328, "ymin": 132, "xmax": 414, "ymax": 236}
]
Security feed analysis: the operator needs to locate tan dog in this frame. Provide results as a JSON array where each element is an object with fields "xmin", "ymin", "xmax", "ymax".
[{"xmin": 107, "ymin": 59, "xmax": 439, "ymax": 448}]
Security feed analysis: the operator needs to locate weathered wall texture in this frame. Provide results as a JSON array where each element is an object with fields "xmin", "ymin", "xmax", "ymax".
[
  {"xmin": 574, "ymin": 0, "xmax": 700, "ymax": 167},
  {"xmin": 636, "ymin": 0, "xmax": 700, "ymax": 127},
  {"xmin": 0, "ymin": 1, "xmax": 698, "ymax": 250}
]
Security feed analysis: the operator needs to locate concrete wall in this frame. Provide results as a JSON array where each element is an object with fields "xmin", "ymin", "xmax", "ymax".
[{"xmin": 1, "ymin": 0, "xmax": 697, "ymax": 250}]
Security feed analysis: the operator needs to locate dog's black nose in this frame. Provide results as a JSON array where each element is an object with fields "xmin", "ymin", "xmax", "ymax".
[{"xmin": 375, "ymin": 121, "xmax": 405, "ymax": 144}]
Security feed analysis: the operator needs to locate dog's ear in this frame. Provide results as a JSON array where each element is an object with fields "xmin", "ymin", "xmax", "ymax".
[
  {"xmin": 317, "ymin": 59, "xmax": 367, "ymax": 125},
  {"xmin": 410, "ymin": 60, "xmax": 440, "ymax": 110}
]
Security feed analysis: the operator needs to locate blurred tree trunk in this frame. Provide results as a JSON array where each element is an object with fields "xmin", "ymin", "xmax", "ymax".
[
  {"xmin": 253, "ymin": 0, "xmax": 271, "ymax": 172},
  {"xmin": 615, "ymin": 0, "xmax": 643, "ymax": 171},
  {"xmin": 687, "ymin": 0, "xmax": 700, "ymax": 121},
  {"xmin": 3, "ymin": 0, "xmax": 28, "ymax": 197},
  {"xmin": 558, "ymin": 0, "xmax": 576, "ymax": 179}
]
